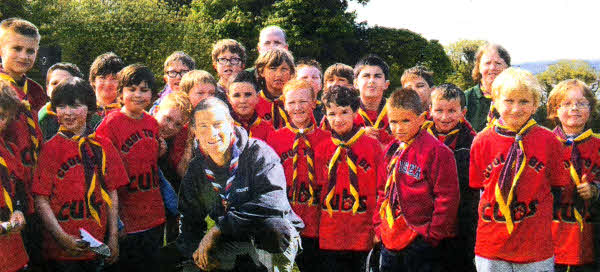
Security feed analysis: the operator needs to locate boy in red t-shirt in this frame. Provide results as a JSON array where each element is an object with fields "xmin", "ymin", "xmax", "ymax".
[
  {"xmin": 547, "ymin": 79, "xmax": 600, "ymax": 272},
  {"xmin": 319, "ymin": 63, "xmax": 354, "ymax": 131},
  {"xmin": 266, "ymin": 79, "xmax": 330, "ymax": 272},
  {"xmin": 89, "ymin": 52, "xmax": 125, "ymax": 118},
  {"xmin": 470, "ymin": 68, "xmax": 569, "ymax": 271},
  {"xmin": 375, "ymin": 89, "xmax": 459, "ymax": 272},
  {"xmin": 401, "ymin": 66, "xmax": 434, "ymax": 110},
  {"xmin": 96, "ymin": 64, "xmax": 166, "ymax": 271},
  {"xmin": 0, "ymin": 81, "xmax": 29, "ymax": 272},
  {"xmin": 314, "ymin": 85, "xmax": 384, "ymax": 272},
  {"xmin": 353, "ymin": 55, "xmax": 392, "ymax": 146},
  {"xmin": 228, "ymin": 71, "xmax": 274, "ymax": 142},
  {"xmin": 254, "ymin": 48, "xmax": 294, "ymax": 129},
  {"xmin": 33, "ymin": 78, "xmax": 127, "ymax": 271}
]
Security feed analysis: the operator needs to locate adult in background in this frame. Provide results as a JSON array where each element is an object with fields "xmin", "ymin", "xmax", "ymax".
[
  {"xmin": 257, "ymin": 25, "xmax": 288, "ymax": 54},
  {"xmin": 177, "ymin": 97, "xmax": 303, "ymax": 272}
]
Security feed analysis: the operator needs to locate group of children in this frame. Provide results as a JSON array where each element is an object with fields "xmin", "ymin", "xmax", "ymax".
[{"xmin": 0, "ymin": 17, "xmax": 599, "ymax": 272}]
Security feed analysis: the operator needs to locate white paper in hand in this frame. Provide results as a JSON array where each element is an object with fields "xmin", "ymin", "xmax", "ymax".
[{"xmin": 79, "ymin": 228, "xmax": 111, "ymax": 257}]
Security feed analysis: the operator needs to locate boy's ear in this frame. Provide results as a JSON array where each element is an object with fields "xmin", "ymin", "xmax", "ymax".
[
  {"xmin": 384, "ymin": 80, "xmax": 390, "ymax": 90},
  {"xmin": 462, "ymin": 107, "xmax": 467, "ymax": 116},
  {"xmin": 163, "ymin": 74, "xmax": 168, "ymax": 84}
]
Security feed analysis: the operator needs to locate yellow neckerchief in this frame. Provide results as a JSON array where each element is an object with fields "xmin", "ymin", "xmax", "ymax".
[
  {"xmin": 0, "ymin": 74, "xmax": 39, "ymax": 163},
  {"xmin": 358, "ymin": 99, "xmax": 387, "ymax": 129},
  {"xmin": 1, "ymin": 156, "xmax": 13, "ymax": 215},
  {"xmin": 325, "ymin": 128, "xmax": 366, "ymax": 216},
  {"xmin": 233, "ymin": 113, "xmax": 262, "ymax": 138},
  {"xmin": 556, "ymin": 128, "xmax": 594, "ymax": 232},
  {"xmin": 493, "ymin": 118, "xmax": 537, "ymax": 234},
  {"xmin": 58, "ymin": 127, "xmax": 112, "ymax": 226},
  {"xmin": 260, "ymin": 91, "xmax": 289, "ymax": 128},
  {"xmin": 380, "ymin": 138, "xmax": 415, "ymax": 228},
  {"xmin": 44, "ymin": 103, "xmax": 57, "ymax": 116},
  {"xmin": 286, "ymin": 123, "xmax": 316, "ymax": 205},
  {"xmin": 422, "ymin": 120, "xmax": 461, "ymax": 139}
]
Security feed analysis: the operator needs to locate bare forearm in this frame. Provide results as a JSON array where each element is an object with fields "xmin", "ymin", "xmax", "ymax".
[
  {"xmin": 107, "ymin": 190, "xmax": 119, "ymax": 238},
  {"xmin": 35, "ymin": 195, "xmax": 69, "ymax": 241}
]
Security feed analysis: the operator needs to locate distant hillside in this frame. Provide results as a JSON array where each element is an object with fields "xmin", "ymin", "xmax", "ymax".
[{"xmin": 514, "ymin": 60, "xmax": 600, "ymax": 75}]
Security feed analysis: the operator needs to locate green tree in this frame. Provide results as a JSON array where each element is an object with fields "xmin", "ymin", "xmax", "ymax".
[
  {"xmin": 537, "ymin": 60, "xmax": 599, "ymax": 92},
  {"xmin": 445, "ymin": 39, "xmax": 487, "ymax": 90}
]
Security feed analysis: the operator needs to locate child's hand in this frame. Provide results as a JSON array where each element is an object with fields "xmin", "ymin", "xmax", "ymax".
[
  {"xmin": 365, "ymin": 127, "xmax": 380, "ymax": 139},
  {"xmin": 8, "ymin": 211, "xmax": 25, "ymax": 232},
  {"xmin": 60, "ymin": 235, "xmax": 90, "ymax": 256},
  {"xmin": 577, "ymin": 175, "xmax": 598, "ymax": 200},
  {"xmin": 106, "ymin": 235, "xmax": 119, "ymax": 264}
]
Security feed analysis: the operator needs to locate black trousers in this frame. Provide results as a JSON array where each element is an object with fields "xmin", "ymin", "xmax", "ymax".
[{"xmin": 379, "ymin": 237, "xmax": 441, "ymax": 272}]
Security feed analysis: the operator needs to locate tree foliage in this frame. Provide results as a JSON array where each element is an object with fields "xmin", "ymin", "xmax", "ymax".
[
  {"xmin": 445, "ymin": 39, "xmax": 487, "ymax": 90},
  {"xmin": 537, "ymin": 60, "xmax": 599, "ymax": 92}
]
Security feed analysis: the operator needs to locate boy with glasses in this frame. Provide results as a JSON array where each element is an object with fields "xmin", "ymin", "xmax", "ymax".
[{"xmin": 211, "ymin": 39, "xmax": 246, "ymax": 94}]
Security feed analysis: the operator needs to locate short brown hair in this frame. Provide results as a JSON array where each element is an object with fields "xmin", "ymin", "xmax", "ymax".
[
  {"xmin": 89, "ymin": 52, "xmax": 125, "ymax": 83},
  {"xmin": 0, "ymin": 80, "xmax": 27, "ymax": 119},
  {"xmin": 0, "ymin": 18, "xmax": 40, "ymax": 42},
  {"xmin": 255, "ymin": 48, "xmax": 295, "ymax": 88},
  {"xmin": 431, "ymin": 83, "xmax": 466, "ymax": 108},
  {"xmin": 163, "ymin": 51, "xmax": 196, "ymax": 73},
  {"xmin": 117, "ymin": 64, "xmax": 156, "ymax": 97},
  {"xmin": 46, "ymin": 62, "xmax": 84, "ymax": 87},
  {"xmin": 472, "ymin": 43, "xmax": 511, "ymax": 83},
  {"xmin": 282, "ymin": 78, "xmax": 315, "ymax": 101},
  {"xmin": 180, "ymin": 70, "xmax": 217, "ymax": 95},
  {"xmin": 387, "ymin": 88, "xmax": 423, "ymax": 116},
  {"xmin": 401, "ymin": 65, "xmax": 434, "ymax": 88},
  {"xmin": 158, "ymin": 91, "xmax": 192, "ymax": 123},
  {"xmin": 547, "ymin": 79, "xmax": 597, "ymax": 124},
  {"xmin": 211, "ymin": 39, "xmax": 247, "ymax": 67},
  {"xmin": 324, "ymin": 63, "xmax": 353, "ymax": 84}
]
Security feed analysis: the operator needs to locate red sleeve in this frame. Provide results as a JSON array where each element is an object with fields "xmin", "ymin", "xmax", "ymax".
[
  {"xmin": 427, "ymin": 145, "xmax": 460, "ymax": 242},
  {"xmin": 469, "ymin": 135, "xmax": 484, "ymax": 189},
  {"xmin": 102, "ymin": 138, "xmax": 129, "ymax": 190},
  {"xmin": 95, "ymin": 117, "xmax": 119, "ymax": 150},
  {"xmin": 372, "ymin": 141, "xmax": 387, "ymax": 239},
  {"xmin": 31, "ymin": 143, "xmax": 57, "ymax": 196},
  {"xmin": 27, "ymin": 79, "xmax": 48, "ymax": 113}
]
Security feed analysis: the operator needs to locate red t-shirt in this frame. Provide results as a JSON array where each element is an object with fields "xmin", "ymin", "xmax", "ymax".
[
  {"xmin": 315, "ymin": 129, "xmax": 384, "ymax": 251},
  {"xmin": 0, "ymin": 138, "xmax": 28, "ymax": 272},
  {"xmin": 32, "ymin": 134, "xmax": 128, "ymax": 261},
  {"xmin": 353, "ymin": 102, "xmax": 393, "ymax": 146},
  {"xmin": 267, "ymin": 126, "xmax": 331, "ymax": 238},
  {"xmin": 551, "ymin": 128, "xmax": 598, "ymax": 265},
  {"xmin": 234, "ymin": 115, "xmax": 274, "ymax": 143},
  {"xmin": 469, "ymin": 124, "xmax": 569, "ymax": 263},
  {"xmin": 0, "ymin": 67, "xmax": 47, "ymax": 113},
  {"xmin": 96, "ymin": 111, "xmax": 166, "ymax": 233}
]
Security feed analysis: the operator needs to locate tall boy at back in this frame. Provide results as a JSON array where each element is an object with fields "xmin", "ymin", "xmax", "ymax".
[
  {"xmin": 353, "ymin": 55, "xmax": 392, "ymax": 146},
  {"xmin": 422, "ymin": 83, "xmax": 478, "ymax": 272},
  {"xmin": 96, "ymin": 64, "xmax": 165, "ymax": 271},
  {"xmin": 469, "ymin": 68, "xmax": 568, "ymax": 271},
  {"xmin": 374, "ymin": 89, "xmax": 459, "ymax": 272}
]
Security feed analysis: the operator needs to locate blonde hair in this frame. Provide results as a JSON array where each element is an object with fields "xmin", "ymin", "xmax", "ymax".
[
  {"xmin": 547, "ymin": 79, "xmax": 596, "ymax": 122},
  {"xmin": 0, "ymin": 18, "xmax": 40, "ymax": 42},
  {"xmin": 158, "ymin": 91, "xmax": 192, "ymax": 122},
  {"xmin": 180, "ymin": 70, "xmax": 217, "ymax": 95},
  {"xmin": 491, "ymin": 67, "xmax": 542, "ymax": 109},
  {"xmin": 282, "ymin": 78, "xmax": 315, "ymax": 101}
]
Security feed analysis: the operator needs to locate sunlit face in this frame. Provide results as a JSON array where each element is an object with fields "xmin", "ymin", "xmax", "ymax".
[
  {"xmin": 355, "ymin": 66, "xmax": 390, "ymax": 102},
  {"xmin": 257, "ymin": 31, "xmax": 288, "ymax": 54},
  {"xmin": 430, "ymin": 98, "xmax": 466, "ymax": 133},
  {"xmin": 494, "ymin": 89, "xmax": 537, "ymax": 131},
  {"xmin": 156, "ymin": 107, "xmax": 188, "ymax": 139},
  {"xmin": 46, "ymin": 69, "xmax": 73, "ymax": 97},
  {"xmin": 93, "ymin": 74, "xmax": 119, "ymax": 106},
  {"xmin": 479, "ymin": 49, "xmax": 508, "ymax": 91},
  {"xmin": 284, "ymin": 88, "xmax": 314, "ymax": 129},
  {"xmin": 163, "ymin": 60, "xmax": 190, "ymax": 92},
  {"xmin": 324, "ymin": 75, "xmax": 352, "ymax": 93},
  {"xmin": 0, "ymin": 107, "xmax": 13, "ymax": 135},
  {"xmin": 403, "ymin": 76, "xmax": 432, "ymax": 107},
  {"xmin": 213, "ymin": 50, "xmax": 244, "ymax": 84},
  {"xmin": 325, "ymin": 103, "xmax": 356, "ymax": 136},
  {"xmin": 296, "ymin": 66, "xmax": 322, "ymax": 97},
  {"xmin": 0, "ymin": 33, "xmax": 39, "ymax": 79},
  {"xmin": 193, "ymin": 107, "xmax": 234, "ymax": 157},
  {"xmin": 260, "ymin": 63, "xmax": 292, "ymax": 97},
  {"xmin": 188, "ymin": 83, "xmax": 216, "ymax": 108},
  {"xmin": 388, "ymin": 106, "xmax": 424, "ymax": 142},
  {"xmin": 228, "ymin": 82, "xmax": 258, "ymax": 118},
  {"xmin": 557, "ymin": 87, "xmax": 591, "ymax": 135},
  {"xmin": 121, "ymin": 81, "xmax": 152, "ymax": 117},
  {"xmin": 56, "ymin": 101, "xmax": 88, "ymax": 135}
]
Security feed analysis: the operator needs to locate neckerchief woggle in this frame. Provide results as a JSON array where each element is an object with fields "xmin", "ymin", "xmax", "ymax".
[
  {"xmin": 379, "ymin": 137, "xmax": 414, "ymax": 228},
  {"xmin": 286, "ymin": 123, "xmax": 316, "ymax": 205},
  {"xmin": 58, "ymin": 127, "xmax": 112, "ymax": 227},
  {"xmin": 555, "ymin": 126, "xmax": 595, "ymax": 232},
  {"xmin": 325, "ymin": 128, "xmax": 365, "ymax": 216},
  {"xmin": 494, "ymin": 118, "xmax": 537, "ymax": 234},
  {"xmin": 201, "ymin": 136, "xmax": 240, "ymax": 212},
  {"xmin": 358, "ymin": 99, "xmax": 387, "ymax": 129}
]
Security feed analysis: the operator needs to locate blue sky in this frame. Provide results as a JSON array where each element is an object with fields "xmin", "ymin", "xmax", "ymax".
[{"xmin": 348, "ymin": 0, "xmax": 600, "ymax": 64}]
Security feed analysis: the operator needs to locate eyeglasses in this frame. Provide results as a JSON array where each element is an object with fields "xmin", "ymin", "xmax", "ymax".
[
  {"xmin": 559, "ymin": 101, "xmax": 590, "ymax": 110},
  {"xmin": 166, "ymin": 70, "xmax": 190, "ymax": 78},
  {"xmin": 216, "ymin": 57, "xmax": 242, "ymax": 65}
]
